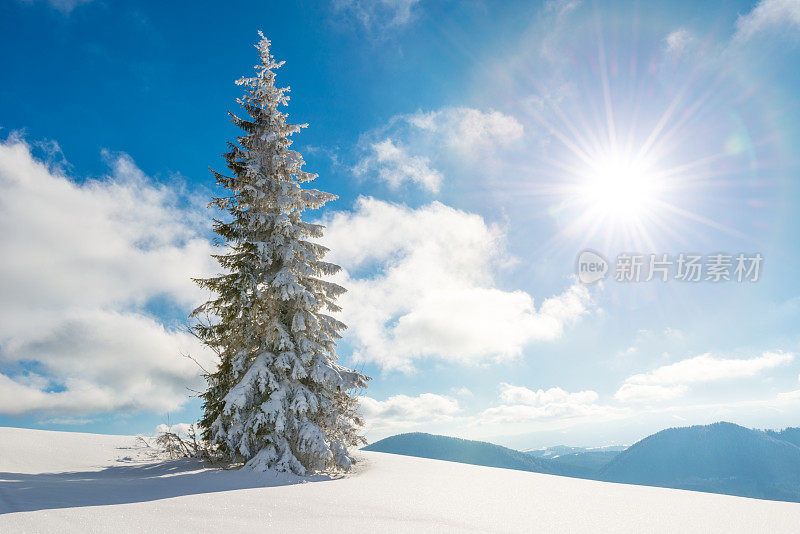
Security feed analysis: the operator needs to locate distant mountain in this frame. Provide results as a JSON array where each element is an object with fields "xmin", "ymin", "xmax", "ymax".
[
  {"xmin": 600, "ymin": 422, "xmax": 800, "ymax": 502},
  {"xmin": 524, "ymin": 445, "xmax": 587, "ymax": 458},
  {"xmin": 365, "ymin": 424, "xmax": 800, "ymax": 502},
  {"xmin": 766, "ymin": 427, "xmax": 800, "ymax": 448},
  {"xmin": 524, "ymin": 445, "xmax": 626, "ymax": 476},
  {"xmin": 524, "ymin": 444, "xmax": 627, "ymax": 458},
  {"xmin": 549, "ymin": 450, "xmax": 622, "ymax": 475},
  {"xmin": 363, "ymin": 433, "xmax": 581, "ymax": 476}
]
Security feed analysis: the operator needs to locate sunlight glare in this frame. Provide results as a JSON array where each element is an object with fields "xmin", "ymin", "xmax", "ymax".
[{"xmin": 579, "ymin": 151, "xmax": 660, "ymax": 223}]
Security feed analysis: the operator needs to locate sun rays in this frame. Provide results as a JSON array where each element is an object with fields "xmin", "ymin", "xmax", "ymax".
[{"xmin": 488, "ymin": 13, "xmax": 770, "ymax": 257}]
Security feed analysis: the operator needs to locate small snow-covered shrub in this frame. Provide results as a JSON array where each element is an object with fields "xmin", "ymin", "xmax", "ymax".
[{"xmin": 138, "ymin": 423, "xmax": 218, "ymax": 461}]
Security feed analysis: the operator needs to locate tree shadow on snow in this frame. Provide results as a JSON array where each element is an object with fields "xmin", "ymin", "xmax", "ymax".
[{"xmin": 0, "ymin": 457, "xmax": 339, "ymax": 514}]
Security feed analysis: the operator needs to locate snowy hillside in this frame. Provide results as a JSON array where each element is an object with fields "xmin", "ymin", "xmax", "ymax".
[
  {"xmin": 364, "ymin": 432, "xmax": 571, "ymax": 475},
  {"xmin": 365, "ymin": 433, "xmax": 623, "ymax": 478},
  {"xmin": 2, "ymin": 428, "xmax": 800, "ymax": 533}
]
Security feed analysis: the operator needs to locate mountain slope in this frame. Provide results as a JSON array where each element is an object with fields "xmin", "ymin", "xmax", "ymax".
[
  {"xmin": 600, "ymin": 422, "xmax": 800, "ymax": 502},
  {"xmin": 766, "ymin": 427, "xmax": 800, "ymax": 448},
  {"xmin": 524, "ymin": 445, "xmax": 625, "ymax": 475},
  {"xmin": 525, "ymin": 445, "xmax": 626, "ymax": 459},
  {"xmin": 550, "ymin": 450, "xmax": 621, "ymax": 475},
  {"xmin": 363, "ymin": 432, "xmax": 580, "ymax": 476},
  {"xmin": 3, "ymin": 427, "xmax": 800, "ymax": 533}
]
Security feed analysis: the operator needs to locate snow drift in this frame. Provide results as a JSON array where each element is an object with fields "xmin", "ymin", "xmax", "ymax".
[{"xmin": 2, "ymin": 427, "xmax": 800, "ymax": 533}]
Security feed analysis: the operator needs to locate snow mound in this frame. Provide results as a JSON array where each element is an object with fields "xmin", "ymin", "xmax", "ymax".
[{"xmin": 1, "ymin": 427, "xmax": 799, "ymax": 533}]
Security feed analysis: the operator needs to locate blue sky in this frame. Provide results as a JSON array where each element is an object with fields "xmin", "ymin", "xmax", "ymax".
[{"xmin": 1, "ymin": 0, "xmax": 800, "ymax": 448}]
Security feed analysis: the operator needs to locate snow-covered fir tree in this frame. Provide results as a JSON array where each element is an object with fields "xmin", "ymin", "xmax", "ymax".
[{"xmin": 192, "ymin": 32, "xmax": 369, "ymax": 475}]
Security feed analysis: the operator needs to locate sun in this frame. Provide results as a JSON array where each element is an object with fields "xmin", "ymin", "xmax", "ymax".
[
  {"xmin": 578, "ymin": 150, "xmax": 662, "ymax": 224},
  {"xmin": 541, "ymin": 146, "xmax": 677, "ymax": 251}
]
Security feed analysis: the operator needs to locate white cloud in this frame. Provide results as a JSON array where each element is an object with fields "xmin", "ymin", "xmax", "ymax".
[
  {"xmin": 624, "ymin": 351, "xmax": 793, "ymax": 386},
  {"xmin": 322, "ymin": 197, "xmax": 592, "ymax": 372},
  {"xmin": 358, "ymin": 393, "xmax": 460, "ymax": 425},
  {"xmin": 0, "ymin": 311, "xmax": 206, "ymax": 415},
  {"xmin": 333, "ymin": 0, "xmax": 421, "ymax": 31},
  {"xmin": 663, "ymin": 327, "xmax": 685, "ymax": 341},
  {"xmin": 778, "ymin": 389, "xmax": 800, "ymax": 400},
  {"xmin": 734, "ymin": 0, "xmax": 800, "ymax": 41},
  {"xmin": 665, "ymin": 28, "xmax": 694, "ymax": 55},
  {"xmin": 544, "ymin": 0, "xmax": 581, "ymax": 17},
  {"xmin": 404, "ymin": 107, "xmax": 524, "ymax": 154},
  {"xmin": 40, "ymin": 416, "xmax": 97, "ymax": 425},
  {"xmin": 614, "ymin": 384, "xmax": 688, "ymax": 404},
  {"xmin": 499, "ymin": 383, "xmax": 598, "ymax": 406},
  {"xmin": 450, "ymin": 386, "xmax": 473, "ymax": 397},
  {"xmin": 354, "ymin": 107, "xmax": 523, "ymax": 192},
  {"xmin": 480, "ymin": 383, "xmax": 623, "ymax": 424},
  {"xmin": 0, "ymin": 137, "xmax": 216, "ymax": 416},
  {"xmin": 356, "ymin": 138, "xmax": 442, "ymax": 192},
  {"xmin": 155, "ymin": 422, "xmax": 197, "ymax": 438},
  {"xmin": 614, "ymin": 351, "xmax": 794, "ymax": 403},
  {"xmin": 19, "ymin": 0, "xmax": 93, "ymax": 13}
]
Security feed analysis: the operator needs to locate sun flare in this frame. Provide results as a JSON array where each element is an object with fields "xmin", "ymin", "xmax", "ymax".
[{"xmin": 578, "ymin": 151, "xmax": 661, "ymax": 223}]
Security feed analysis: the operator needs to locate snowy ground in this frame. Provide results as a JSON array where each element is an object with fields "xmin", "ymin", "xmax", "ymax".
[{"xmin": 1, "ymin": 428, "xmax": 799, "ymax": 533}]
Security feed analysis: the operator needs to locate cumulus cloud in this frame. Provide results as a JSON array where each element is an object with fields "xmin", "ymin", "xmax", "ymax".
[
  {"xmin": 403, "ymin": 107, "xmax": 524, "ymax": 154},
  {"xmin": 614, "ymin": 351, "xmax": 794, "ymax": 403},
  {"xmin": 480, "ymin": 383, "xmax": 623, "ymax": 424},
  {"xmin": 358, "ymin": 393, "xmax": 460, "ymax": 427},
  {"xmin": 734, "ymin": 0, "xmax": 800, "ymax": 41},
  {"xmin": 354, "ymin": 107, "xmax": 523, "ymax": 192},
  {"xmin": 499, "ymin": 383, "xmax": 598, "ymax": 405},
  {"xmin": 0, "ymin": 136, "xmax": 216, "ymax": 416},
  {"xmin": 322, "ymin": 197, "xmax": 592, "ymax": 372},
  {"xmin": 355, "ymin": 138, "xmax": 442, "ymax": 192}
]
